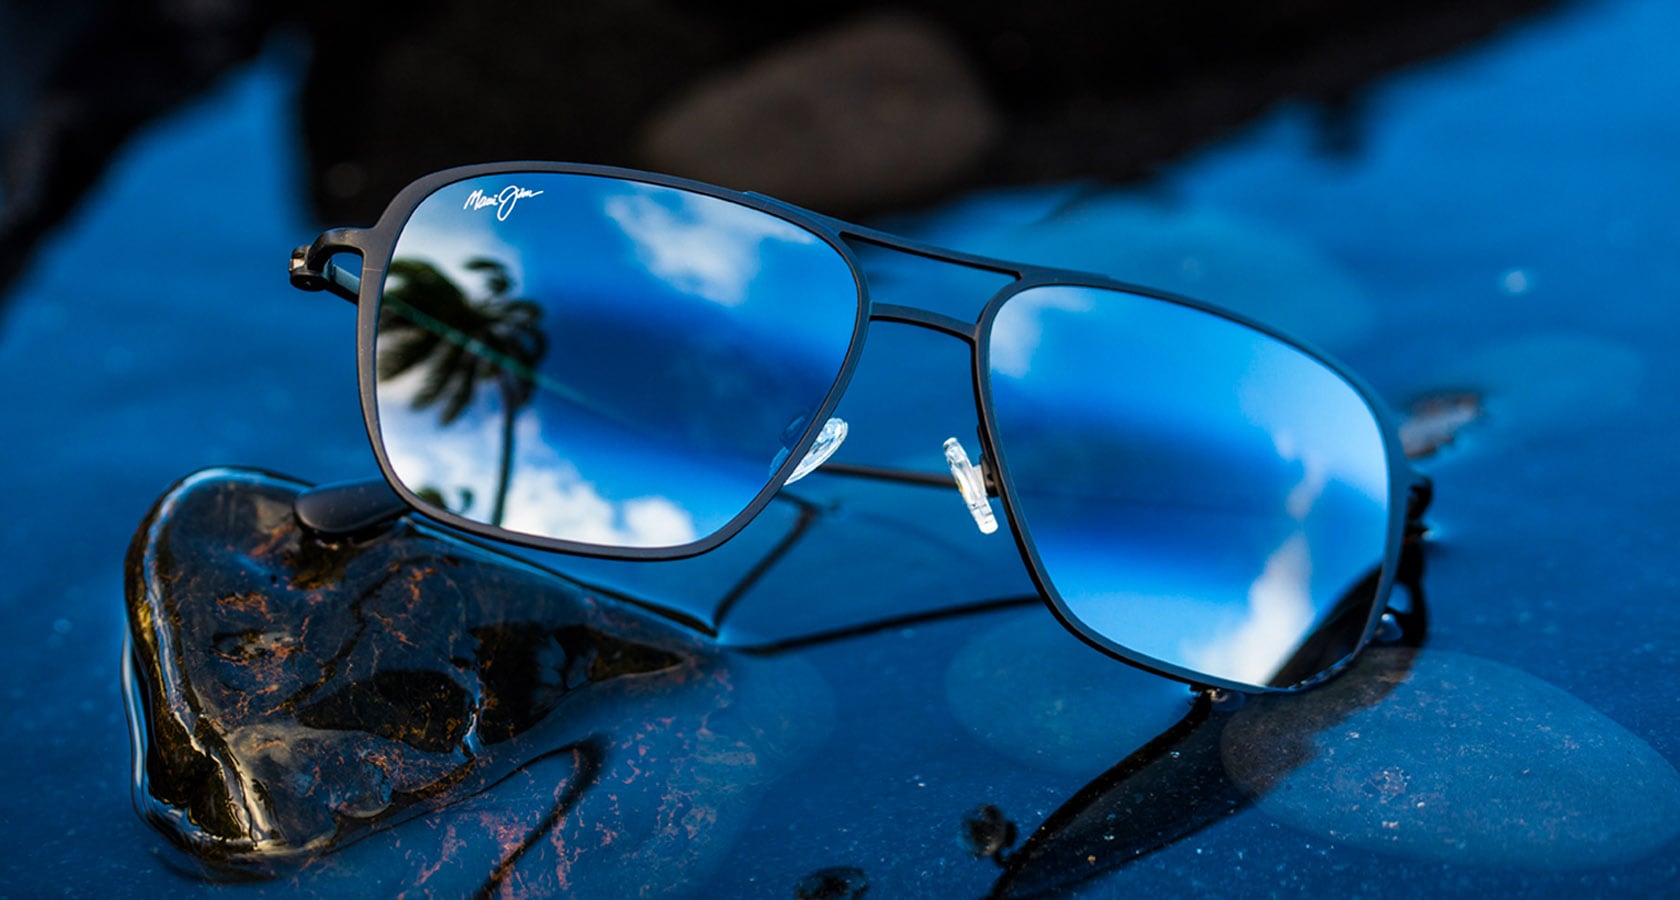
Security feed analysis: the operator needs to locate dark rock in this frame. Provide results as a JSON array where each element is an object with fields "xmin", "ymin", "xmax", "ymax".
[
  {"xmin": 123, "ymin": 467, "xmax": 830, "ymax": 887},
  {"xmin": 794, "ymin": 865, "xmax": 870, "ymax": 899},
  {"xmin": 960, "ymin": 803, "xmax": 1016, "ymax": 860},
  {"xmin": 637, "ymin": 13, "xmax": 1000, "ymax": 212}
]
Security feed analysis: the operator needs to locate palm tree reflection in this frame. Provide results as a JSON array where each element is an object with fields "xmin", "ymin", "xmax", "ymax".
[{"xmin": 378, "ymin": 257, "xmax": 547, "ymax": 525}]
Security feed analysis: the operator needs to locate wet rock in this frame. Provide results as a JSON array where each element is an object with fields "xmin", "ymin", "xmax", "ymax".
[
  {"xmin": 961, "ymin": 803, "xmax": 1017, "ymax": 860},
  {"xmin": 1222, "ymin": 647, "xmax": 1680, "ymax": 869},
  {"xmin": 124, "ymin": 467, "xmax": 831, "ymax": 888},
  {"xmin": 638, "ymin": 13, "xmax": 1000, "ymax": 212},
  {"xmin": 793, "ymin": 865, "xmax": 870, "ymax": 899}
]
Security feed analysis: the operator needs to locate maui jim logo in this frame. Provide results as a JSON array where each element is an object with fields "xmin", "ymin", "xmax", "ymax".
[{"xmin": 464, "ymin": 185, "xmax": 543, "ymax": 221}]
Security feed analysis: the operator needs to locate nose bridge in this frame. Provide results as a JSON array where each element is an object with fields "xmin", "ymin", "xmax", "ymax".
[
  {"xmin": 868, "ymin": 303, "xmax": 981, "ymax": 342},
  {"xmin": 833, "ymin": 237, "xmax": 1012, "ymax": 460},
  {"xmin": 818, "ymin": 244, "xmax": 1007, "ymax": 535},
  {"xmin": 838, "ymin": 231, "xmax": 1017, "ymax": 341},
  {"xmin": 821, "ymin": 302, "xmax": 1005, "ymax": 536}
]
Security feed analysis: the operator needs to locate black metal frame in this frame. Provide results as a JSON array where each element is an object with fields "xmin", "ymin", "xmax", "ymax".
[{"xmin": 290, "ymin": 160, "xmax": 1431, "ymax": 694}]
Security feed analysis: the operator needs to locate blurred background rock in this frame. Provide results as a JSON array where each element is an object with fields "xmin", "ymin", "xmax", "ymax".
[{"xmin": 0, "ymin": 0, "xmax": 1560, "ymax": 302}]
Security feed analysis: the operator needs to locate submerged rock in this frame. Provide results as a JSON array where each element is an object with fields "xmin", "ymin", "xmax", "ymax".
[
  {"xmin": 123, "ymin": 467, "xmax": 830, "ymax": 890},
  {"xmin": 1222, "ymin": 647, "xmax": 1680, "ymax": 869}
]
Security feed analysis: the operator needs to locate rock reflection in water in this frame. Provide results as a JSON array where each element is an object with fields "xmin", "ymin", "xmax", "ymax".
[{"xmin": 123, "ymin": 467, "xmax": 831, "ymax": 891}]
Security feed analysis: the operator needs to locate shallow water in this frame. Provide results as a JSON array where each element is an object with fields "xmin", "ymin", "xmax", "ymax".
[{"xmin": 3, "ymin": 0, "xmax": 1679, "ymax": 894}]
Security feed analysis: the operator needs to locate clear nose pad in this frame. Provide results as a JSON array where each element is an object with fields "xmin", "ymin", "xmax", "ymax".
[
  {"xmin": 778, "ymin": 417, "xmax": 849, "ymax": 486},
  {"xmin": 943, "ymin": 437, "xmax": 998, "ymax": 534}
]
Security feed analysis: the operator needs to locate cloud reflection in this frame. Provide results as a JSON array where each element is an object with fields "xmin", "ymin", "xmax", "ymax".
[
  {"xmin": 603, "ymin": 185, "xmax": 817, "ymax": 307},
  {"xmin": 1179, "ymin": 431, "xmax": 1340, "ymax": 685},
  {"xmin": 380, "ymin": 368, "xmax": 697, "ymax": 548},
  {"xmin": 1183, "ymin": 533, "xmax": 1315, "ymax": 685},
  {"xmin": 988, "ymin": 287, "xmax": 1095, "ymax": 378}
]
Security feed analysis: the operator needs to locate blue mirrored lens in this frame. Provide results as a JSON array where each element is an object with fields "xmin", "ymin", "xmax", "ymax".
[
  {"xmin": 986, "ymin": 285, "xmax": 1393, "ymax": 689},
  {"xmin": 374, "ymin": 173, "xmax": 860, "ymax": 549}
]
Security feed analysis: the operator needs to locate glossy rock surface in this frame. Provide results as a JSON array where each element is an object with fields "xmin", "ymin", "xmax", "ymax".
[{"xmin": 126, "ymin": 468, "xmax": 834, "ymax": 889}]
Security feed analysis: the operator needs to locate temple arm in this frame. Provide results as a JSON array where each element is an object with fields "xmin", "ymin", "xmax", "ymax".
[{"xmin": 292, "ymin": 463, "xmax": 977, "ymax": 540}]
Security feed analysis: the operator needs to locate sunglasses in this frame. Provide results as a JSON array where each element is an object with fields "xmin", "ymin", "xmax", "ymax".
[{"xmin": 287, "ymin": 162, "xmax": 1432, "ymax": 693}]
